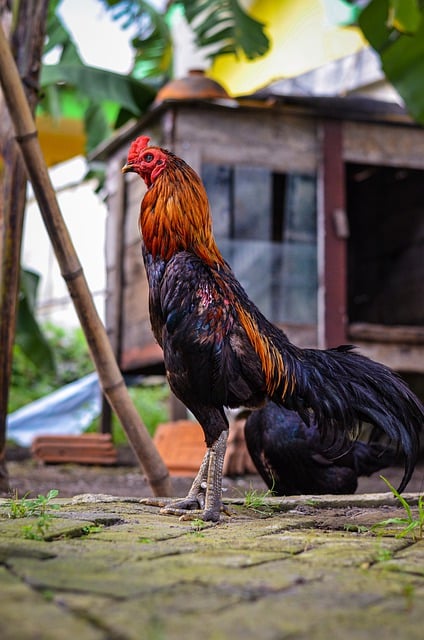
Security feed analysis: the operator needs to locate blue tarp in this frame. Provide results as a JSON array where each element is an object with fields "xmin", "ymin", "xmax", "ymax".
[{"xmin": 7, "ymin": 372, "xmax": 102, "ymax": 446}]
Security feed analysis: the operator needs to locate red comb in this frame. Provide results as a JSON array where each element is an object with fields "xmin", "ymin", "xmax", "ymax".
[{"xmin": 127, "ymin": 136, "xmax": 151, "ymax": 163}]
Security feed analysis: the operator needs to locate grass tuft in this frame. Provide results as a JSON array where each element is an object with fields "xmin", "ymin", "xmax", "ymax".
[{"xmin": 371, "ymin": 476, "xmax": 424, "ymax": 541}]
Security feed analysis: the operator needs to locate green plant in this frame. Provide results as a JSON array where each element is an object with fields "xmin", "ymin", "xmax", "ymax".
[
  {"xmin": 5, "ymin": 489, "xmax": 60, "ymax": 540},
  {"xmin": 9, "ymin": 323, "xmax": 93, "ymax": 414},
  {"xmin": 6, "ymin": 490, "xmax": 32, "ymax": 519},
  {"xmin": 371, "ymin": 476, "xmax": 424, "ymax": 541},
  {"xmin": 244, "ymin": 486, "xmax": 275, "ymax": 514},
  {"xmin": 402, "ymin": 583, "xmax": 416, "ymax": 612},
  {"xmin": 190, "ymin": 518, "xmax": 209, "ymax": 532},
  {"xmin": 81, "ymin": 525, "xmax": 104, "ymax": 536},
  {"xmin": 343, "ymin": 523, "xmax": 369, "ymax": 534},
  {"xmin": 374, "ymin": 543, "xmax": 393, "ymax": 563},
  {"xmin": 85, "ymin": 381, "xmax": 170, "ymax": 442}
]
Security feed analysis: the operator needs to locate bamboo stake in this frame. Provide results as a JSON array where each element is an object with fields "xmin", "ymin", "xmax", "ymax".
[
  {"xmin": 0, "ymin": 0, "xmax": 49, "ymax": 492},
  {"xmin": 0, "ymin": 23, "xmax": 173, "ymax": 498}
]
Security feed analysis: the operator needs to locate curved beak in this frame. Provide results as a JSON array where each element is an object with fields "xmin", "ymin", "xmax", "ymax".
[{"xmin": 122, "ymin": 162, "xmax": 134, "ymax": 174}]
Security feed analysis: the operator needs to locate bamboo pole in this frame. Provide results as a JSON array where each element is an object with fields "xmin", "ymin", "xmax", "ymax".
[
  {"xmin": 0, "ymin": 0, "xmax": 49, "ymax": 492},
  {"xmin": 0, "ymin": 23, "xmax": 173, "ymax": 498}
]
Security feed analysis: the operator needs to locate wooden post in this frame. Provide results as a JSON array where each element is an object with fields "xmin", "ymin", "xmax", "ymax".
[
  {"xmin": 100, "ymin": 167, "xmax": 127, "ymax": 435},
  {"xmin": 318, "ymin": 120, "xmax": 348, "ymax": 348},
  {"xmin": 0, "ymin": 0, "xmax": 49, "ymax": 492},
  {"xmin": 0, "ymin": 23, "xmax": 173, "ymax": 498}
]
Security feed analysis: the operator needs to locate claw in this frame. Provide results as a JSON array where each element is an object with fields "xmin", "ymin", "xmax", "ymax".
[
  {"xmin": 139, "ymin": 497, "xmax": 171, "ymax": 508},
  {"xmin": 162, "ymin": 496, "xmax": 204, "ymax": 512},
  {"xmin": 140, "ymin": 496, "xmax": 231, "ymax": 522}
]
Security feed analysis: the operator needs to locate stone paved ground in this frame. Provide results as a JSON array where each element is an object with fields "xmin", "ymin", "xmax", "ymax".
[{"xmin": 1, "ymin": 490, "xmax": 424, "ymax": 640}]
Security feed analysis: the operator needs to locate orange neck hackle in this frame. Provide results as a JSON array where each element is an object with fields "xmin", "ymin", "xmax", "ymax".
[{"xmin": 139, "ymin": 153, "xmax": 225, "ymax": 268}]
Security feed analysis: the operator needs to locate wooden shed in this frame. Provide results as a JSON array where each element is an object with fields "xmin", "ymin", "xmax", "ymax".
[{"xmin": 93, "ymin": 85, "xmax": 424, "ymax": 402}]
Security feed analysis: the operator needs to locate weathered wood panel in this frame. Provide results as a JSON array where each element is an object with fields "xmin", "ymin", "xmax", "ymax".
[
  {"xmin": 353, "ymin": 341, "xmax": 424, "ymax": 373},
  {"xmin": 350, "ymin": 323, "xmax": 424, "ymax": 344},
  {"xmin": 175, "ymin": 107, "xmax": 318, "ymax": 173},
  {"xmin": 344, "ymin": 121, "xmax": 424, "ymax": 168}
]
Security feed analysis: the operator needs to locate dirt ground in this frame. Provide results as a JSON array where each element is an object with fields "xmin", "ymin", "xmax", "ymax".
[{"xmin": 3, "ymin": 444, "xmax": 424, "ymax": 500}]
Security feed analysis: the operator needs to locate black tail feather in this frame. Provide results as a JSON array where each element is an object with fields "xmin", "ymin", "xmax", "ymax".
[{"xmin": 277, "ymin": 345, "xmax": 423, "ymax": 493}]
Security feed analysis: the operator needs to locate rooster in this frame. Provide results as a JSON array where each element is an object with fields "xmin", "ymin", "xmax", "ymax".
[
  {"xmin": 244, "ymin": 403, "xmax": 398, "ymax": 495},
  {"xmin": 122, "ymin": 136, "xmax": 423, "ymax": 522}
]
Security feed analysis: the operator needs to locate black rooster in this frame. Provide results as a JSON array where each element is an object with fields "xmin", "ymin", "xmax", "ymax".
[
  {"xmin": 122, "ymin": 136, "xmax": 423, "ymax": 521},
  {"xmin": 244, "ymin": 403, "xmax": 398, "ymax": 495}
]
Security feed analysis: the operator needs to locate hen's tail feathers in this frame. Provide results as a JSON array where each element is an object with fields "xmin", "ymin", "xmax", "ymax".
[{"xmin": 282, "ymin": 345, "xmax": 423, "ymax": 493}]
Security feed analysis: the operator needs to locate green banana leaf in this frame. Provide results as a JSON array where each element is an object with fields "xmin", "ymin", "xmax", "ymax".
[
  {"xmin": 180, "ymin": 0, "xmax": 269, "ymax": 60},
  {"xmin": 15, "ymin": 269, "xmax": 56, "ymax": 374},
  {"xmin": 354, "ymin": 0, "xmax": 424, "ymax": 124}
]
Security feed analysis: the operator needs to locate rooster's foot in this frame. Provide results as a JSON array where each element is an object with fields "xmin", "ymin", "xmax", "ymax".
[
  {"xmin": 140, "ymin": 496, "xmax": 230, "ymax": 522},
  {"xmin": 140, "ymin": 494, "xmax": 205, "ymax": 511},
  {"xmin": 163, "ymin": 499, "xmax": 232, "ymax": 522},
  {"xmin": 159, "ymin": 495, "xmax": 217, "ymax": 521}
]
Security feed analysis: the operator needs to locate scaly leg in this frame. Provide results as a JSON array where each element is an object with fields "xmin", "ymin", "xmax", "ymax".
[
  {"xmin": 202, "ymin": 430, "xmax": 228, "ymax": 521},
  {"xmin": 142, "ymin": 430, "xmax": 229, "ymax": 522},
  {"xmin": 162, "ymin": 430, "xmax": 228, "ymax": 521}
]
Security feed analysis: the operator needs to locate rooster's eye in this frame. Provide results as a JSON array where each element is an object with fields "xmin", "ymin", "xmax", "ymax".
[{"xmin": 144, "ymin": 153, "xmax": 154, "ymax": 162}]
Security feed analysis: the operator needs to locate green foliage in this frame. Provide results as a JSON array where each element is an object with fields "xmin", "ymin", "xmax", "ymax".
[
  {"xmin": 180, "ymin": 0, "xmax": 270, "ymax": 60},
  {"xmin": 123, "ymin": 383, "xmax": 169, "ymax": 437},
  {"xmin": 40, "ymin": 64, "xmax": 155, "ymax": 118},
  {"xmin": 343, "ymin": 523, "xmax": 369, "ymax": 533},
  {"xmin": 190, "ymin": 517, "xmax": 209, "ymax": 533},
  {"xmin": 374, "ymin": 542, "xmax": 393, "ymax": 562},
  {"xmin": 387, "ymin": 0, "xmax": 422, "ymax": 34},
  {"xmin": 86, "ymin": 381, "xmax": 170, "ymax": 443},
  {"xmin": 81, "ymin": 525, "xmax": 104, "ymax": 535},
  {"xmin": 102, "ymin": 0, "xmax": 174, "ymax": 82},
  {"xmin": 9, "ymin": 324, "xmax": 94, "ymax": 414},
  {"xmin": 5, "ymin": 489, "xmax": 60, "ymax": 541},
  {"xmin": 371, "ymin": 475, "xmax": 424, "ymax": 541},
  {"xmin": 40, "ymin": 0, "xmax": 270, "ymax": 155},
  {"xmin": 40, "ymin": 0, "xmax": 156, "ymax": 154},
  {"xmin": 244, "ymin": 486, "xmax": 275, "ymax": 515},
  {"xmin": 10, "ymin": 314, "xmax": 169, "ymax": 443},
  {"xmin": 354, "ymin": 0, "xmax": 424, "ymax": 124},
  {"xmin": 15, "ymin": 269, "xmax": 55, "ymax": 374},
  {"xmin": 43, "ymin": 323, "xmax": 94, "ymax": 384}
]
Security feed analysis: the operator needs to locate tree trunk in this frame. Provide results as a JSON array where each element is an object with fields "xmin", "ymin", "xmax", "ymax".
[{"xmin": 0, "ymin": 0, "xmax": 49, "ymax": 492}]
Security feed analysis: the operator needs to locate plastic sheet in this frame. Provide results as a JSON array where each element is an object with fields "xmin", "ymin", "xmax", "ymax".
[{"xmin": 7, "ymin": 372, "xmax": 101, "ymax": 446}]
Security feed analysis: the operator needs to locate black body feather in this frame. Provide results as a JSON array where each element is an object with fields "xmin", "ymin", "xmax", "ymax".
[{"xmin": 245, "ymin": 403, "xmax": 399, "ymax": 495}]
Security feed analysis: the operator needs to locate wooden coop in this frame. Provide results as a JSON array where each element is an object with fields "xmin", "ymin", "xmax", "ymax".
[{"xmin": 93, "ymin": 77, "xmax": 424, "ymax": 413}]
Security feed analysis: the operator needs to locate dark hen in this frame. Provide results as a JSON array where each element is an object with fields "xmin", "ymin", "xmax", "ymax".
[{"xmin": 245, "ymin": 402, "xmax": 398, "ymax": 495}]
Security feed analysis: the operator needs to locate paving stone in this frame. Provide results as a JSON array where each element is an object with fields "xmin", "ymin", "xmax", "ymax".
[
  {"xmin": 0, "ymin": 566, "xmax": 104, "ymax": 640},
  {"xmin": 0, "ymin": 493, "xmax": 423, "ymax": 640}
]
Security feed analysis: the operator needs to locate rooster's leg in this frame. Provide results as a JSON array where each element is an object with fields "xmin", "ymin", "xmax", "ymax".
[
  {"xmin": 140, "ymin": 451, "xmax": 209, "ymax": 511},
  {"xmin": 159, "ymin": 430, "xmax": 228, "ymax": 522},
  {"xmin": 203, "ymin": 430, "xmax": 228, "ymax": 520}
]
